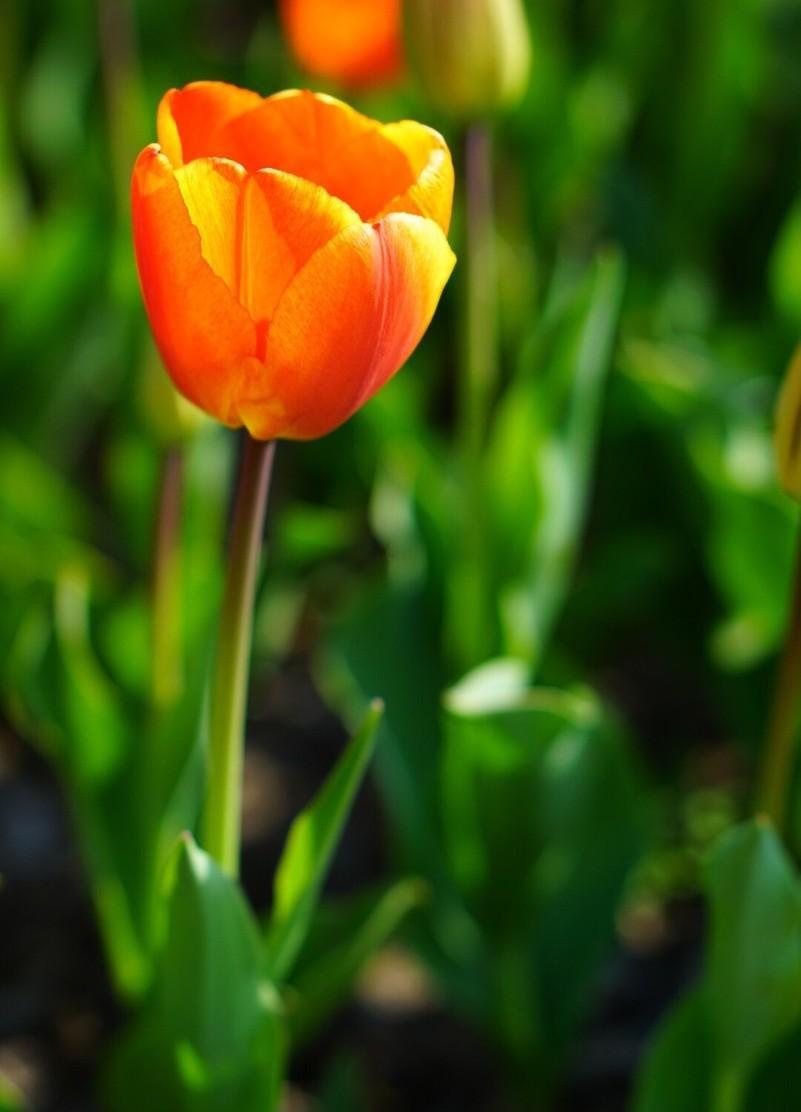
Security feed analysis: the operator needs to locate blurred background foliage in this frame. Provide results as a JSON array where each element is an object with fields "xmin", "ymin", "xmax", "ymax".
[{"xmin": 4, "ymin": 0, "xmax": 801, "ymax": 1109}]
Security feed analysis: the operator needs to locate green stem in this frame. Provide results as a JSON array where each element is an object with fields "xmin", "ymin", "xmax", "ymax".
[
  {"xmin": 492, "ymin": 935, "xmax": 547, "ymax": 1109},
  {"xmin": 757, "ymin": 523, "xmax": 801, "ymax": 832},
  {"xmin": 461, "ymin": 123, "xmax": 498, "ymax": 465},
  {"xmin": 151, "ymin": 446, "xmax": 183, "ymax": 709},
  {"xmin": 204, "ymin": 435, "xmax": 276, "ymax": 876},
  {"xmin": 453, "ymin": 122, "xmax": 498, "ymax": 670}
]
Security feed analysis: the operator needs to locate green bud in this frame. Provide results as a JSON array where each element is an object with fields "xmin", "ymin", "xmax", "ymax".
[
  {"xmin": 405, "ymin": 0, "xmax": 532, "ymax": 119},
  {"xmin": 775, "ymin": 343, "xmax": 801, "ymax": 501}
]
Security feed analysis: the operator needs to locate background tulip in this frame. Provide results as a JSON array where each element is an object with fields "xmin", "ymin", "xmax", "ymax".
[
  {"xmin": 405, "ymin": 0, "xmax": 532, "ymax": 119},
  {"xmin": 280, "ymin": 0, "xmax": 402, "ymax": 87},
  {"xmin": 132, "ymin": 82, "xmax": 455, "ymax": 441}
]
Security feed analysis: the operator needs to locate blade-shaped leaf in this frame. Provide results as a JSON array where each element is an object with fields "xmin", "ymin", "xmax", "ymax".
[
  {"xmin": 264, "ymin": 700, "xmax": 383, "ymax": 982},
  {"xmin": 633, "ymin": 989, "xmax": 712, "ymax": 1112},
  {"xmin": 487, "ymin": 250, "xmax": 626, "ymax": 666},
  {"xmin": 635, "ymin": 821, "xmax": 801, "ymax": 1108},
  {"xmin": 706, "ymin": 819, "xmax": 801, "ymax": 1078},
  {"xmin": 104, "ymin": 835, "xmax": 283, "ymax": 1111},
  {"xmin": 288, "ymin": 877, "xmax": 427, "ymax": 1043}
]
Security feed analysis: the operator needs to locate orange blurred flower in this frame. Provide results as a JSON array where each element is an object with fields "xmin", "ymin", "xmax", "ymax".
[
  {"xmin": 280, "ymin": 0, "xmax": 402, "ymax": 88},
  {"xmin": 131, "ymin": 82, "xmax": 455, "ymax": 440}
]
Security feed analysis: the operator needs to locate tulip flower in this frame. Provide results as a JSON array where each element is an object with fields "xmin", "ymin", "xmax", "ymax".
[
  {"xmin": 280, "ymin": 0, "xmax": 402, "ymax": 88},
  {"xmin": 131, "ymin": 82, "xmax": 455, "ymax": 442}
]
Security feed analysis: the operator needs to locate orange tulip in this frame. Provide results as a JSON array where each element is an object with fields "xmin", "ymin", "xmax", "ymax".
[
  {"xmin": 280, "ymin": 0, "xmax": 402, "ymax": 88},
  {"xmin": 131, "ymin": 82, "xmax": 455, "ymax": 440}
]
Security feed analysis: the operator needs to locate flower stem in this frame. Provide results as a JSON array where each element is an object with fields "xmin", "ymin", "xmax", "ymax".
[
  {"xmin": 758, "ymin": 523, "xmax": 801, "ymax": 831},
  {"xmin": 454, "ymin": 122, "xmax": 498, "ymax": 669},
  {"xmin": 151, "ymin": 446, "xmax": 183, "ymax": 709},
  {"xmin": 204, "ymin": 435, "xmax": 276, "ymax": 876},
  {"xmin": 461, "ymin": 122, "xmax": 498, "ymax": 469}
]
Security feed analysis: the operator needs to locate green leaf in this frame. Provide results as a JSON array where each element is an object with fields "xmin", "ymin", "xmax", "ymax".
[
  {"xmin": 635, "ymin": 821, "xmax": 801, "ymax": 1110},
  {"xmin": 706, "ymin": 819, "xmax": 801, "ymax": 1079},
  {"xmin": 325, "ymin": 576, "xmax": 445, "ymax": 869},
  {"xmin": 105, "ymin": 835, "xmax": 284, "ymax": 1111},
  {"xmin": 441, "ymin": 661, "xmax": 643, "ymax": 1072},
  {"xmin": 633, "ymin": 990, "xmax": 712, "ymax": 1112},
  {"xmin": 315, "ymin": 1055, "xmax": 368, "ymax": 1112},
  {"xmin": 487, "ymin": 250, "xmax": 626, "ymax": 667},
  {"xmin": 746, "ymin": 1017, "xmax": 801, "ymax": 1110},
  {"xmin": 264, "ymin": 700, "xmax": 384, "ymax": 982},
  {"xmin": 288, "ymin": 877, "xmax": 427, "ymax": 1043}
]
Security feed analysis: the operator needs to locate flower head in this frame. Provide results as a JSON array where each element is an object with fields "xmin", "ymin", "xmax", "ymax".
[
  {"xmin": 131, "ymin": 82, "xmax": 455, "ymax": 440},
  {"xmin": 280, "ymin": 0, "xmax": 402, "ymax": 88}
]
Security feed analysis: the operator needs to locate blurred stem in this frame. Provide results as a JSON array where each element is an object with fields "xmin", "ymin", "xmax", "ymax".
[
  {"xmin": 492, "ymin": 936, "xmax": 547, "ymax": 1109},
  {"xmin": 204, "ymin": 436, "xmax": 276, "ymax": 877},
  {"xmin": 151, "ymin": 447, "xmax": 183, "ymax": 709},
  {"xmin": 461, "ymin": 124, "xmax": 498, "ymax": 464},
  {"xmin": 757, "ymin": 525, "xmax": 801, "ymax": 832},
  {"xmin": 454, "ymin": 123, "xmax": 498, "ymax": 669},
  {"xmin": 97, "ymin": 0, "xmax": 144, "ymax": 215}
]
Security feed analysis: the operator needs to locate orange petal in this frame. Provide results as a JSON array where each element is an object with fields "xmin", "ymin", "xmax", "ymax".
[
  {"xmin": 157, "ymin": 81, "xmax": 264, "ymax": 166},
  {"xmin": 214, "ymin": 90, "xmax": 417, "ymax": 222},
  {"xmin": 157, "ymin": 86, "xmax": 452, "ymax": 227},
  {"xmin": 280, "ymin": 0, "xmax": 402, "ymax": 87},
  {"xmin": 376, "ymin": 120, "xmax": 455, "ymax": 232},
  {"xmin": 131, "ymin": 145, "xmax": 257, "ymax": 425},
  {"xmin": 237, "ymin": 214, "xmax": 456, "ymax": 440},
  {"xmin": 172, "ymin": 159, "xmax": 361, "ymax": 328},
  {"xmin": 242, "ymin": 169, "xmax": 362, "ymax": 322},
  {"xmin": 172, "ymin": 158, "xmax": 246, "ymax": 296}
]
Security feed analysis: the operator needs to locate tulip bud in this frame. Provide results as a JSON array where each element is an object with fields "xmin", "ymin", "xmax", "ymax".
[
  {"xmin": 775, "ymin": 343, "xmax": 801, "ymax": 500},
  {"xmin": 405, "ymin": 0, "xmax": 532, "ymax": 119}
]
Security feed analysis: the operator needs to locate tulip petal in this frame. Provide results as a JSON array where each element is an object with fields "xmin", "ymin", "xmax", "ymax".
[
  {"xmin": 237, "ymin": 214, "xmax": 456, "ymax": 440},
  {"xmin": 214, "ymin": 90, "xmax": 418, "ymax": 222},
  {"xmin": 172, "ymin": 158, "xmax": 246, "ymax": 296},
  {"xmin": 173, "ymin": 158, "xmax": 362, "ymax": 329},
  {"xmin": 376, "ymin": 121, "xmax": 455, "ymax": 233},
  {"xmin": 157, "ymin": 86, "xmax": 451, "ymax": 227},
  {"xmin": 157, "ymin": 82, "xmax": 264, "ymax": 166},
  {"xmin": 242, "ymin": 170, "xmax": 362, "ymax": 324},
  {"xmin": 131, "ymin": 146, "xmax": 257, "ymax": 424}
]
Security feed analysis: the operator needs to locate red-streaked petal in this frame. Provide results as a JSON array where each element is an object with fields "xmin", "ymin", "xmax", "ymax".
[
  {"xmin": 237, "ymin": 213, "xmax": 456, "ymax": 440},
  {"xmin": 131, "ymin": 145, "xmax": 257, "ymax": 425}
]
